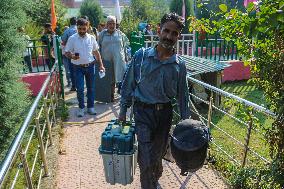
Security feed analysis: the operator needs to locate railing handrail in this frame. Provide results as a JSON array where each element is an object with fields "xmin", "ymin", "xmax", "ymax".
[
  {"xmin": 0, "ymin": 63, "xmax": 57, "ymax": 186},
  {"xmin": 144, "ymin": 34, "xmax": 194, "ymax": 37},
  {"xmin": 141, "ymin": 33, "xmax": 238, "ymax": 60},
  {"xmin": 188, "ymin": 76, "xmax": 276, "ymax": 118}
]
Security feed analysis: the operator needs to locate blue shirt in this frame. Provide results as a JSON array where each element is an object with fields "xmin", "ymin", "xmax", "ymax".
[
  {"xmin": 120, "ymin": 47, "xmax": 190, "ymax": 119},
  {"xmin": 61, "ymin": 25, "xmax": 77, "ymax": 43}
]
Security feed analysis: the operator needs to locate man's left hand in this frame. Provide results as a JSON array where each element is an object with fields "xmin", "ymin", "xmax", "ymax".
[{"xmin": 99, "ymin": 65, "xmax": 105, "ymax": 72}]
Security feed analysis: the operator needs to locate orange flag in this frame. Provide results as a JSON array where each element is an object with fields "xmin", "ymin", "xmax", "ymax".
[{"xmin": 51, "ymin": 0, "xmax": 57, "ymax": 32}]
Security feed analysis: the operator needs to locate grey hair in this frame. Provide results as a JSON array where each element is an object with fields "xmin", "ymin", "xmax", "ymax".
[{"xmin": 107, "ymin": 15, "xmax": 116, "ymax": 23}]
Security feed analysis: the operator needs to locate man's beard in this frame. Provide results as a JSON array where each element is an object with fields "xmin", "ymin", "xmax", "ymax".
[
  {"xmin": 79, "ymin": 32, "xmax": 86, "ymax": 37},
  {"xmin": 108, "ymin": 28, "xmax": 115, "ymax": 32},
  {"xmin": 159, "ymin": 38, "xmax": 175, "ymax": 50}
]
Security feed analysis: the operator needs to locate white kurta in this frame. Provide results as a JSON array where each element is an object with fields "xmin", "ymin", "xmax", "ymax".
[{"xmin": 99, "ymin": 29, "xmax": 129, "ymax": 83}]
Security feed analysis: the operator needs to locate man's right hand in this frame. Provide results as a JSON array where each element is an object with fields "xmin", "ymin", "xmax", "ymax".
[
  {"xmin": 72, "ymin": 54, "xmax": 80, "ymax": 60},
  {"xmin": 118, "ymin": 114, "xmax": 126, "ymax": 122}
]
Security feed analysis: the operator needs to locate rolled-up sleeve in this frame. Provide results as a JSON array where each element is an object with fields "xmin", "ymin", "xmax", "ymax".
[
  {"xmin": 119, "ymin": 57, "xmax": 136, "ymax": 117},
  {"xmin": 92, "ymin": 36, "xmax": 99, "ymax": 51},
  {"xmin": 178, "ymin": 61, "xmax": 190, "ymax": 119}
]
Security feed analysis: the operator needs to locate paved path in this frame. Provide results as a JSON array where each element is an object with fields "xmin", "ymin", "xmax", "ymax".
[{"xmin": 55, "ymin": 91, "xmax": 229, "ymax": 189}]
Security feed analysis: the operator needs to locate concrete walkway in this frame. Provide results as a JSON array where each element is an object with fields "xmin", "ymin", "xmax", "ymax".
[{"xmin": 55, "ymin": 91, "xmax": 229, "ymax": 189}]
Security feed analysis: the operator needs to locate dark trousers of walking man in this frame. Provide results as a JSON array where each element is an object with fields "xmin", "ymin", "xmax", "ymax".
[{"xmin": 134, "ymin": 102, "xmax": 173, "ymax": 189}]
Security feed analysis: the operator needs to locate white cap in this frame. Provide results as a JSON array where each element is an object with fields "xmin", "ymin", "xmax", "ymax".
[{"xmin": 107, "ymin": 15, "xmax": 116, "ymax": 23}]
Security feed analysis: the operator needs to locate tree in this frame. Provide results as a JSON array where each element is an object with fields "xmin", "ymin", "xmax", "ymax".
[
  {"xmin": 0, "ymin": 0, "xmax": 30, "ymax": 160},
  {"xmin": 189, "ymin": 0, "xmax": 284, "ymax": 187},
  {"xmin": 120, "ymin": 0, "xmax": 169, "ymax": 36},
  {"xmin": 195, "ymin": 0, "xmax": 245, "ymax": 19},
  {"xmin": 130, "ymin": 0, "xmax": 169, "ymax": 23},
  {"xmin": 120, "ymin": 7, "xmax": 141, "ymax": 37},
  {"xmin": 23, "ymin": 0, "xmax": 67, "ymax": 29},
  {"xmin": 169, "ymin": 0, "xmax": 193, "ymax": 33},
  {"xmin": 80, "ymin": 0, "xmax": 104, "ymax": 27}
]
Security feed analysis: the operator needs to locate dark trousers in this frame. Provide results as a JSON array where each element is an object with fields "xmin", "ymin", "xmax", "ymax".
[
  {"xmin": 64, "ymin": 57, "xmax": 76, "ymax": 88},
  {"xmin": 134, "ymin": 103, "xmax": 173, "ymax": 189},
  {"xmin": 23, "ymin": 55, "xmax": 32, "ymax": 72},
  {"xmin": 69, "ymin": 59, "xmax": 76, "ymax": 88},
  {"xmin": 73, "ymin": 64, "xmax": 95, "ymax": 109},
  {"xmin": 45, "ymin": 57, "xmax": 55, "ymax": 70}
]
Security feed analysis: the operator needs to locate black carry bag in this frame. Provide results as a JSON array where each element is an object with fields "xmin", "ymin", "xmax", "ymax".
[
  {"xmin": 94, "ymin": 60, "xmax": 113, "ymax": 103},
  {"xmin": 169, "ymin": 119, "xmax": 210, "ymax": 176}
]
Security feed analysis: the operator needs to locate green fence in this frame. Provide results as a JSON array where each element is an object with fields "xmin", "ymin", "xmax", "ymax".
[
  {"xmin": 140, "ymin": 32, "xmax": 239, "ymax": 61},
  {"xmin": 195, "ymin": 32, "xmax": 239, "ymax": 61},
  {"xmin": 22, "ymin": 36, "xmax": 64, "ymax": 99},
  {"xmin": 22, "ymin": 39, "xmax": 54, "ymax": 73}
]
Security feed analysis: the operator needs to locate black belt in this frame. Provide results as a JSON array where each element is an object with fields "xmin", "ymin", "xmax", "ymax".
[
  {"xmin": 76, "ymin": 62, "xmax": 94, "ymax": 67},
  {"xmin": 135, "ymin": 101, "xmax": 172, "ymax": 111}
]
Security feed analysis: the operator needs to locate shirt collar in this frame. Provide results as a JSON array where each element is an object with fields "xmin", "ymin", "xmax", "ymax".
[{"xmin": 147, "ymin": 47, "xmax": 179, "ymax": 64}]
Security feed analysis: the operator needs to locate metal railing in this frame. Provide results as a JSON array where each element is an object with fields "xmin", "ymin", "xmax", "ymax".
[
  {"xmin": 23, "ymin": 39, "xmax": 54, "ymax": 74},
  {"xmin": 0, "ymin": 63, "xmax": 61, "ymax": 189},
  {"xmin": 144, "ymin": 34, "xmax": 194, "ymax": 56},
  {"xmin": 0, "ymin": 35, "xmax": 64, "ymax": 189},
  {"xmin": 187, "ymin": 76, "xmax": 276, "ymax": 167},
  {"xmin": 143, "ymin": 33, "xmax": 238, "ymax": 61}
]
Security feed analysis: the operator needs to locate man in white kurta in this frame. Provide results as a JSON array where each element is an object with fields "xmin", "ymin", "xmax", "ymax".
[{"xmin": 98, "ymin": 15, "xmax": 129, "ymax": 101}]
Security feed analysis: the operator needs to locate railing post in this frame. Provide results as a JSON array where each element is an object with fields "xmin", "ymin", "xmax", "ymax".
[
  {"xmin": 176, "ymin": 39, "xmax": 180, "ymax": 55},
  {"xmin": 44, "ymin": 98, "xmax": 53, "ymax": 145},
  {"xmin": 181, "ymin": 35, "xmax": 185, "ymax": 55},
  {"xmin": 210, "ymin": 39, "xmax": 213, "ymax": 60},
  {"xmin": 200, "ymin": 34, "xmax": 203, "ymax": 58},
  {"xmin": 218, "ymin": 39, "xmax": 222, "ymax": 61},
  {"xmin": 55, "ymin": 36, "xmax": 65, "ymax": 99},
  {"xmin": 195, "ymin": 31, "xmax": 199, "ymax": 57},
  {"xmin": 47, "ymin": 39, "xmax": 53, "ymax": 71},
  {"xmin": 215, "ymin": 72, "xmax": 222, "ymax": 106},
  {"xmin": 20, "ymin": 151, "xmax": 34, "ymax": 189},
  {"xmin": 35, "ymin": 118, "xmax": 49, "ymax": 176},
  {"xmin": 207, "ymin": 92, "xmax": 213, "ymax": 131},
  {"xmin": 223, "ymin": 40, "xmax": 226, "ymax": 60},
  {"xmin": 205, "ymin": 33, "xmax": 208, "ymax": 59},
  {"xmin": 50, "ymin": 89, "xmax": 57, "ymax": 126},
  {"xmin": 54, "ymin": 77, "xmax": 59, "ymax": 105},
  {"xmin": 227, "ymin": 41, "xmax": 230, "ymax": 60},
  {"xmin": 231, "ymin": 42, "xmax": 234, "ymax": 60},
  {"xmin": 214, "ymin": 33, "xmax": 217, "ymax": 61},
  {"xmin": 34, "ymin": 42, "xmax": 40, "ymax": 72},
  {"xmin": 235, "ymin": 44, "xmax": 238, "ymax": 60},
  {"xmin": 187, "ymin": 38, "xmax": 190, "ymax": 55},
  {"xmin": 242, "ymin": 110, "xmax": 253, "ymax": 167},
  {"xmin": 192, "ymin": 31, "xmax": 196, "ymax": 56}
]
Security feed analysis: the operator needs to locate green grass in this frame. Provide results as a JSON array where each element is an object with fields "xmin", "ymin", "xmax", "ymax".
[
  {"xmin": 203, "ymin": 80, "xmax": 276, "ymax": 187},
  {"xmin": 2, "ymin": 126, "xmax": 43, "ymax": 189},
  {"xmin": 1, "ymin": 98, "xmax": 68, "ymax": 188}
]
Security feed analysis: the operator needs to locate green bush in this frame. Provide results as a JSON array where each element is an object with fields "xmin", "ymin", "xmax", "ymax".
[
  {"xmin": 120, "ymin": 0, "xmax": 169, "ymax": 36},
  {"xmin": 0, "ymin": 0, "xmax": 31, "ymax": 161},
  {"xmin": 25, "ymin": 22, "xmax": 42, "ymax": 39},
  {"xmin": 23, "ymin": 0, "xmax": 67, "ymax": 28},
  {"xmin": 169, "ymin": 0, "xmax": 193, "ymax": 33}
]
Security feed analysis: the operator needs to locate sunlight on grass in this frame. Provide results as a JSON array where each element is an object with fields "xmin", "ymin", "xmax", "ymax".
[{"xmin": 208, "ymin": 80, "xmax": 274, "ymax": 180}]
